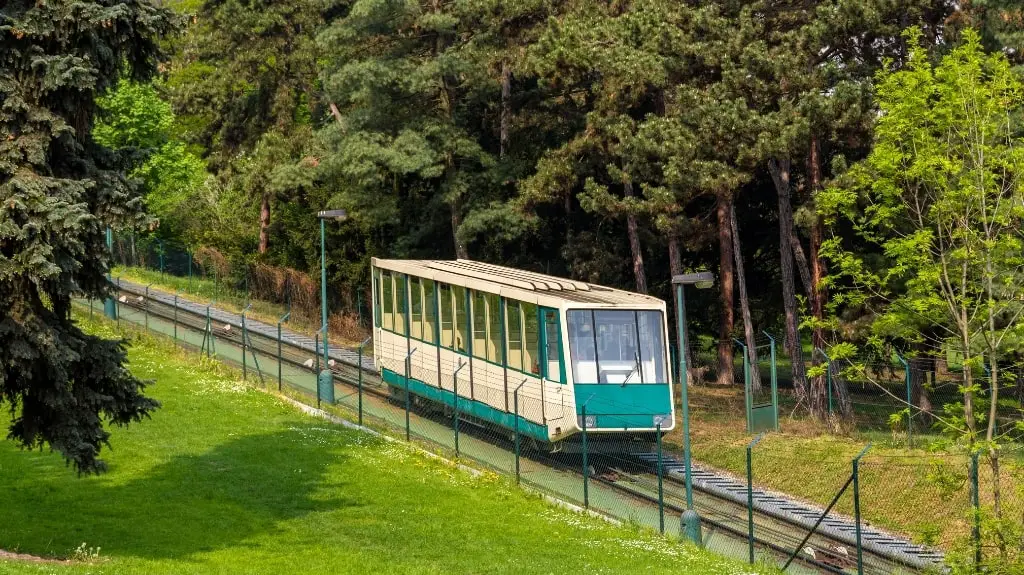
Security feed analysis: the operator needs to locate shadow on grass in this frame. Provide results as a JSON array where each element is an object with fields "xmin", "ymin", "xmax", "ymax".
[{"xmin": 0, "ymin": 425, "xmax": 363, "ymax": 561}]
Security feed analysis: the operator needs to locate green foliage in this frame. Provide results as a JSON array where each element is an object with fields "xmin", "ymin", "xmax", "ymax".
[
  {"xmin": 95, "ymin": 80, "xmax": 207, "ymax": 239},
  {"xmin": 0, "ymin": 0, "xmax": 174, "ymax": 473},
  {"xmin": 820, "ymin": 28, "xmax": 1024, "ymax": 443}
]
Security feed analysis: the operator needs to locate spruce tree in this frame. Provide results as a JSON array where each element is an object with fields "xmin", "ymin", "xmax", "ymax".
[{"xmin": 0, "ymin": 0, "xmax": 173, "ymax": 473}]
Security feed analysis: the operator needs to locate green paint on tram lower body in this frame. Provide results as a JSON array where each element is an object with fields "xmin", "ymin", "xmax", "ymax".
[
  {"xmin": 381, "ymin": 368, "xmax": 550, "ymax": 442},
  {"xmin": 573, "ymin": 383, "xmax": 673, "ymax": 430}
]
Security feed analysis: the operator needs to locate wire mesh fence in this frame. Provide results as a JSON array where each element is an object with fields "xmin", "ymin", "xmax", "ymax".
[
  {"xmin": 108, "ymin": 231, "xmax": 372, "ymax": 349},
  {"xmin": 73, "ymin": 285, "xmax": 1024, "ymax": 574}
]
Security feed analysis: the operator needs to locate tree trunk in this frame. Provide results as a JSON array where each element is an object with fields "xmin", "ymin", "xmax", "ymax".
[
  {"xmin": 258, "ymin": 191, "xmax": 271, "ymax": 254},
  {"xmin": 730, "ymin": 203, "xmax": 761, "ymax": 393},
  {"xmin": 500, "ymin": 60, "xmax": 511, "ymax": 159},
  {"xmin": 807, "ymin": 137, "xmax": 826, "ymax": 419},
  {"xmin": 716, "ymin": 192, "xmax": 735, "ymax": 386},
  {"xmin": 909, "ymin": 342, "xmax": 934, "ymax": 425},
  {"xmin": 790, "ymin": 235, "xmax": 813, "ymax": 297},
  {"xmin": 769, "ymin": 158, "xmax": 809, "ymax": 402},
  {"xmin": 451, "ymin": 195, "xmax": 468, "ymax": 259},
  {"xmin": 623, "ymin": 178, "xmax": 648, "ymax": 294},
  {"xmin": 668, "ymin": 229, "xmax": 698, "ymax": 385}
]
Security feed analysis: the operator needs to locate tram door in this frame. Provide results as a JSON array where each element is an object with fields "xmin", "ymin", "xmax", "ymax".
[{"xmin": 539, "ymin": 307, "xmax": 564, "ymax": 384}]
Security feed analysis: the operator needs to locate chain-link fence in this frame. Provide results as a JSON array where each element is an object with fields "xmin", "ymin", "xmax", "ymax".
[
  {"xmin": 73, "ymin": 286, "xmax": 1024, "ymax": 574},
  {"xmin": 107, "ymin": 231, "xmax": 371, "ymax": 349}
]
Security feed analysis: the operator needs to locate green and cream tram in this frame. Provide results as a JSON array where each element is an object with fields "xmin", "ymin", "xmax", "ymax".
[{"xmin": 371, "ymin": 259, "xmax": 675, "ymax": 452}]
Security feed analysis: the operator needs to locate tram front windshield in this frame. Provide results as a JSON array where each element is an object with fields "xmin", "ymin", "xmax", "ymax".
[{"xmin": 566, "ymin": 310, "xmax": 667, "ymax": 385}]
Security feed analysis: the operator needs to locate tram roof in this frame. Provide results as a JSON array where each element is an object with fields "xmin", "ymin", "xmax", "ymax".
[{"xmin": 372, "ymin": 258, "xmax": 665, "ymax": 308}]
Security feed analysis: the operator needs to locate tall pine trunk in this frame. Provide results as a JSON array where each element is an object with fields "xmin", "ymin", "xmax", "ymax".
[
  {"xmin": 769, "ymin": 158, "xmax": 809, "ymax": 402},
  {"xmin": 623, "ymin": 178, "xmax": 648, "ymax": 294},
  {"xmin": 730, "ymin": 204, "xmax": 761, "ymax": 393},
  {"xmin": 716, "ymin": 192, "xmax": 735, "ymax": 386},
  {"xmin": 258, "ymin": 191, "xmax": 271, "ymax": 254},
  {"xmin": 500, "ymin": 60, "xmax": 511, "ymax": 159}
]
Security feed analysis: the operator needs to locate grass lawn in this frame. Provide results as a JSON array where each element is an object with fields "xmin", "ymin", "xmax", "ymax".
[
  {"xmin": 672, "ymin": 385, "xmax": 1023, "ymax": 550},
  {"xmin": 0, "ymin": 314, "xmax": 765, "ymax": 575}
]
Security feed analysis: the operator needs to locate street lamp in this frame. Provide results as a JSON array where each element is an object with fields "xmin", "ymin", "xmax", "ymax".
[
  {"xmin": 672, "ymin": 270, "xmax": 714, "ymax": 546},
  {"xmin": 316, "ymin": 209, "xmax": 348, "ymax": 404}
]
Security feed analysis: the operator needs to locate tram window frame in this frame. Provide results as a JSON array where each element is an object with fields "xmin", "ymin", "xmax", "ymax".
[
  {"xmin": 506, "ymin": 301, "xmax": 524, "ymax": 370},
  {"xmin": 409, "ymin": 277, "xmax": 423, "ymax": 340},
  {"xmin": 422, "ymin": 279, "xmax": 436, "ymax": 344},
  {"xmin": 453, "ymin": 285, "xmax": 468, "ymax": 354},
  {"xmin": 439, "ymin": 283, "xmax": 454, "ymax": 348},
  {"xmin": 522, "ymin": 302, "xmax": 541, "ymax": 376},
  {"xmin": 394, "ymin": 274, "xmax": 407, "ymax": 336},
  {"xmin": 381, "ymin": 271, "xmax": 394, "ymax": 331},
  {"xmin": 486, "ymin": 293, "xmax": 501, "ymax": 363},
  {"xmin": 472, "ymin": 290, "xmax": 487, "ymax": 360},
  {"xmin": 372, "ymin": 268, "xmax": 381, "ymax": 328}
]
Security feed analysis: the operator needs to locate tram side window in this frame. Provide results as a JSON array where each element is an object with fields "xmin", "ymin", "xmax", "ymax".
[
  {"xmin": 373, "ymin": 268, "xmax": 381, "ymax": 328},
  {"xmin": 472, "ymin": 290, "xmax": 487, "ymax": 360},
  {"xmin": 486, "ymin": 293, "xmax": 501, "ymax": 363},
  {"xmin": 410, "ymin": 277, "xmax": 423, "ymax": 340},
  {"xmin": 422, "ymin": 279, "xmax": 436, "ymax": 344},
  {"xmin": 439, "ymin": 283, "xmax": 453, "ymax": 348},
  {"xmin": 522, "ymin": 302, "xmax": 540, "ymax": 375},
  {"xmin": 567, "ymin": 310, "xmax": 598, "ymax": 383},
  {"xmin": 453, "ymin": 285, "xmax": 468, "ymax": 353},
  {"xmin": 381, "ymin": 271, "xmax": 394, "ymax": 331},
  {"xmin": 507, "ymin": 301, "xmax": 523, "ymax": 370},
  {"xmin": 394, "ymin": 274, "xmax": 407, "ymax": 335}
]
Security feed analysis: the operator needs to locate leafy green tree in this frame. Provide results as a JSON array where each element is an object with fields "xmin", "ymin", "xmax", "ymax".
[
  {"xmin": 0, "ymin": 0, "xmax": 173, "ymax": 473},
  {"xmin": 166, "ymin": 0, "xmax": 323, "ymax": 258},
  {"xmin": 95, "ymin": 80, "xmax": 207, "ymax": 240},
  {"xmin": 820, "ymin": 29, "xmax": 1024, "ymax": 540}
]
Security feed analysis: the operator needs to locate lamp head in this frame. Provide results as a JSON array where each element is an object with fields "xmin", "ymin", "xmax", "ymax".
[
  {"xmin": 672, "ymin": 271, "xmax": 715, "ymax": 289},
  {"xmin": 317, "ymin": 209, "xmax": 348, "ymax": 222}
]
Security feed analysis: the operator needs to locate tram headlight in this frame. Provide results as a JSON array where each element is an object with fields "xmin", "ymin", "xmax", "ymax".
[{"xmin": 578, "ymin": 415, "xmax": 597, "ymax": 429}]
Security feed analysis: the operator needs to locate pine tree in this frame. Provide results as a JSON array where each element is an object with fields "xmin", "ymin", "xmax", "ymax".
[{"xmin": 0, "ymin": 0, "xmax": 173, "ymax": 473}]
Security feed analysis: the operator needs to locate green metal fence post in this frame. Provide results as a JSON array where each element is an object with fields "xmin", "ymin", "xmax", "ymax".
[
  {"xmin": 763, "ymin": 331, "xmax": 779, "ymax": 431},
  {"xmin": 315, "ymin": 332, "xmax": 321, "ymax": 407},
  {"xmin": 90, "ymin": 298, "xmax": 94, "ymax": 318},
  {"xmin": 735, "ymin": 339, "xmax": 751, "ymax": 432},
  {"xmin": 158, "ymin": 239, "xmax": 164, "ymax": 279},
  {"xmin": 187, "ymin": 249, "xmax": 193, "ymax": 293},
  {"xmin": 896, "ymin": 352, "xmax": 913, "ymax": 449},
  {"xmin": 173, "ymin": 292, "xmax": 179, "ymax": 343},
  {"xmin": 454, "ymin": 360, "xmax": 466, "ymax": 457},
  {"xmin": 582, "ymin": 404, "xmax": 589, "ymax": 509},
  {"xmin": 853, "ymin": 443, "xmax": 872, "ymax": 575},
  {"xmin": 358, "ymin": 336, "xmax": 371, "ymax": 426},
  {"xmin": 144, "ymin": 284, "xmax": 151, "ymax": 329},
  {"xmin": 514, "ymin": 378, "xmax": 527, "ymax": 485},
  {"xmin": 657, "ymin": 421, "xmax": 664, "ymax": 534},
  {"xmin": 241, "ymin": 304, "xmax": 252, "ymax": 380},
  {"xmin": 972, "ymin": 450, "xmax": 982, "ymax": 571},
  {"xmin": 277, "ymin": 312, "xmax": 289, "ymax": 393},
  {"xmin": 404, "ymin": 348, "xmax": 417, "ymax": 441},
  {"xmin": 746, "ymin": 433, "xmax": 765, "ymax": 563}
]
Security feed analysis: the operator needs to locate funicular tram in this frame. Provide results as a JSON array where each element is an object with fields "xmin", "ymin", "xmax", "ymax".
[{"xmin": 370, "ymin": 259, "xmax": 675, "ymax": 453}]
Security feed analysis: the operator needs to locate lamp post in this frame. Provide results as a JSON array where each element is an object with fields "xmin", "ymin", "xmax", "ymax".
[
  {"xmin": 672, "ymin": 271, "xmax": 714, "ymax": 546},
  {"xmin": 316, "ymin": 209, "xmax": 348, "ymax": 404}
]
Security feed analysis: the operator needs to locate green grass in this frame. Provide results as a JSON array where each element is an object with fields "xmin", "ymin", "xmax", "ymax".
[{"xmin": 0, "ymin": 314, "xmax": 764, "ymax": 575}]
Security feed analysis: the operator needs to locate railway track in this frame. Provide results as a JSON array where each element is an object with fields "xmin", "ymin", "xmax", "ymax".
[{"xmin": 99, "ymin": 280, "xmax": 945, "ymax": 574}]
